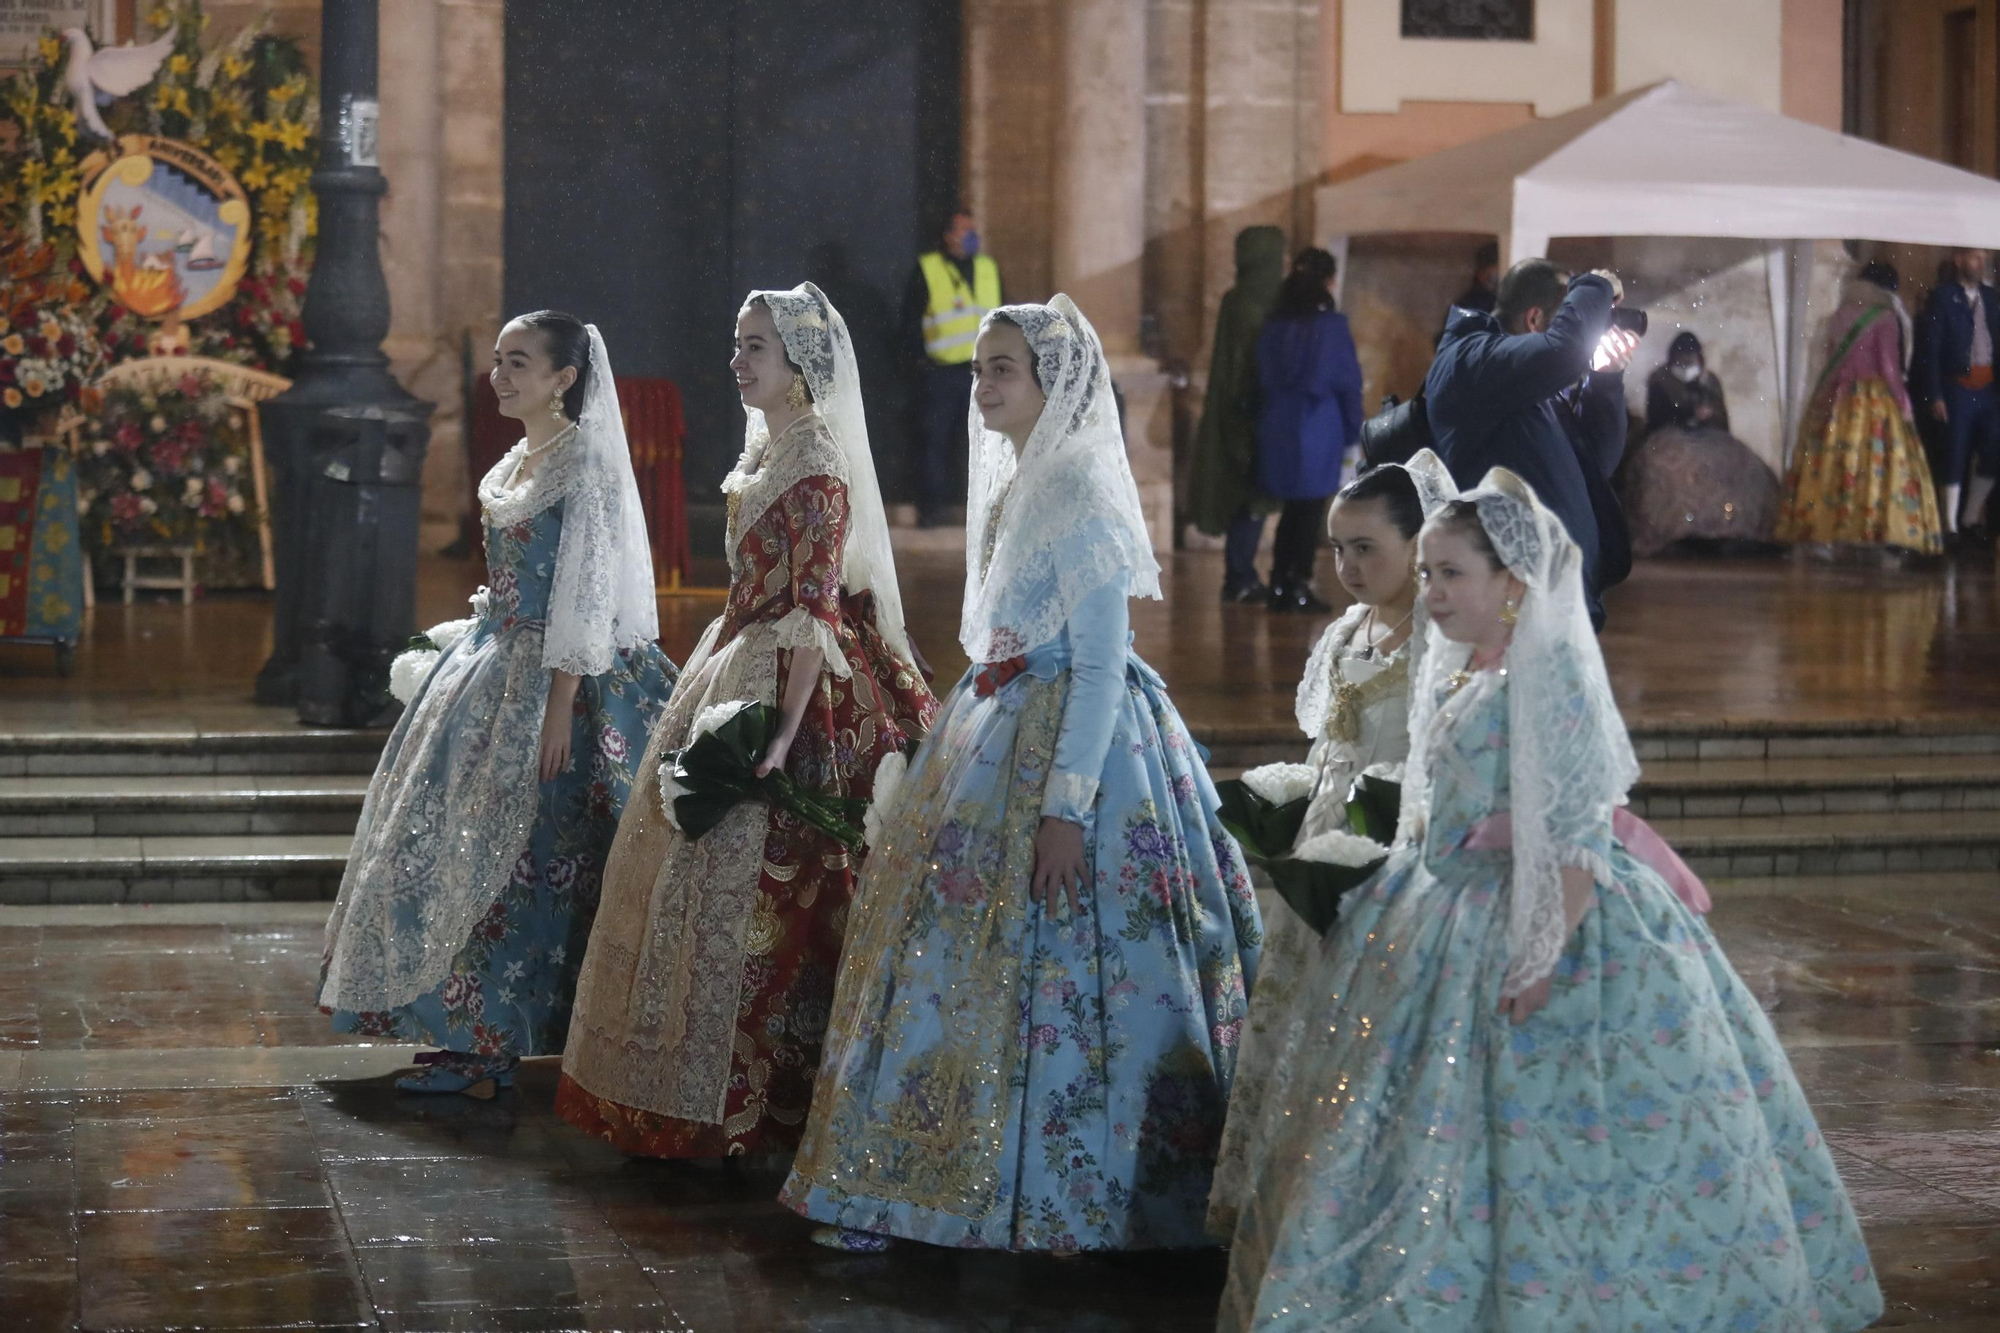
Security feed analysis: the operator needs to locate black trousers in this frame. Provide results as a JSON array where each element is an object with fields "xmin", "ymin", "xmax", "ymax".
[
  {"xmin": 918, "ymin": 362, "xmax": 973, "ymax": 514},
  {"xmin": 1272, "ymin": 498, "xmax": 1326, "ymax": 589}
]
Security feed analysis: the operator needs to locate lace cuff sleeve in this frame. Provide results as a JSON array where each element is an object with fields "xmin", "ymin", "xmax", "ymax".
[
  {"xmin": 770, "ymin": 605, "xmax": 852, "ymax": 680},
  {"xmin": 1042, "ymin": 772, "xmax": 1101, "ymax": 824}
]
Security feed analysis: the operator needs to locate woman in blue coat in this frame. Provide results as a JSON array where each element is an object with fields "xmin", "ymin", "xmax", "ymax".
[{"xmin": 1255, "ymin": 247, "xmax": 1365, "ymax": 613}]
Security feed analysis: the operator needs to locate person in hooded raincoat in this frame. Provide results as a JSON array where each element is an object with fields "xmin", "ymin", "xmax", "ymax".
[{"xmin": 1189, "ymin": 226, "xmax": 1286, "ymax": 603}]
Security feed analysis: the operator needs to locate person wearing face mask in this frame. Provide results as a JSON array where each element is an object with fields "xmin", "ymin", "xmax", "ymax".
[
  {"xmin": 1620, "ymin": 330, "xmax": 1781, "ymax": 556},
  {"xmin": 902, "ymin": 207, "xmax": 1003, "ymax": 528},
  {"xmin": 1645, "ymin": 331, "xmax": 1729, "ymax": 434}
]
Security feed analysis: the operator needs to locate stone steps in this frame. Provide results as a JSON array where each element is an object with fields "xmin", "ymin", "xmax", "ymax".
[
  {"xmin": 0, "ymin": 775, "xmax": 369, "ymax": 837},
  {"xmin": 2, "ymin": 722, "xmax": 1996, "ymax": 905},
  {"xmin": 0, "ymin": 833, "xmax": 351, "ymax": 904},
  {"xmin": 0, "ymin": 730, "xmax": 386, "ymax": 777}
]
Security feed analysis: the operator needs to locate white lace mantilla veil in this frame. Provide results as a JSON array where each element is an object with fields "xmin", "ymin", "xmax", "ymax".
[
  {"xmin": 1293, "ymin": 448, "xmax": 1457, "ymax": 737},
  {"xmin": 1398, "ymin": 466, "xmax": 1639, "ymax": 997},
  {"xmin": 739, "ymin": 282, "xmax": 914, "ymax": 666},
  {"xmin": 319, "ymin": 323, "xmax": 655, "ymax": 1015},
  {"xmin": 961, "ymin": 294, "xmax": 1161, "ymax": 662},
  {"xmin": 545, "ymin": 325, "xmax": 660, "ymax": 675}
]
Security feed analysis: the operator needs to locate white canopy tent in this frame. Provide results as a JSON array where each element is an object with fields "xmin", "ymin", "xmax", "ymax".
[{"xmin": 1315, "ymin": 80, "xmax": 2000, "ymax": 457}]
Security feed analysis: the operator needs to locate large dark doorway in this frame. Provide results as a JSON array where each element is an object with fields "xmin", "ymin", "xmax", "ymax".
[{"xmin": 503, "ymin": 1, "xmax": 962, "ymax": 541}]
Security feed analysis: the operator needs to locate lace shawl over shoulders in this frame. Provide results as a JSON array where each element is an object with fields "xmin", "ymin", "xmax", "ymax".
[
  {"xmin": 478, "ymin": 436, "xmax": 590, "ymax": 528},
  {"xmin": 721, "ymin": 416, "xmax": 849, "ymax": 566}
]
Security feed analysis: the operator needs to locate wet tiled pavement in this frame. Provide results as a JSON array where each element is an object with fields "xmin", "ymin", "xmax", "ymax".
[{"xmin": 1, "ymin": 893, "xmax": 1996, "ymax": 1331}]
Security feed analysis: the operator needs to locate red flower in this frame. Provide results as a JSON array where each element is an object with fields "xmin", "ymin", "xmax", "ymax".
[
  {"xmin": 114, "ymin": 421, "xmax": 144, "ymax": 453},
  {"xmin": 56, "ymin": 335, "xmax": 75, "ymax": 358},
  {"xmin": 110, "ymin": 492, "xmax": 143, "ymax": 525},
  {"xmin": 287, "ymin": 278, "xmax": 305, "ymax": 297},
  {"xmin": 177, "ymin": 373, "xmax": 205, "ymax": 398},
  {"xmin": 287, "ymin": 319, "xmax": 305, "ymax": 345}
]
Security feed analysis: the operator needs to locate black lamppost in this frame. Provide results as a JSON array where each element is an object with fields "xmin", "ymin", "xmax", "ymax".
[{"xmin": 255, "ymin": 0, "xmax": 432, "ymax": 726}]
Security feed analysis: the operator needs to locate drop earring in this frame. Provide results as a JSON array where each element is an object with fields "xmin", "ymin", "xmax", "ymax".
[
  {"xmin": 1499, "ymin": 597, "xmax": 1519, "ymax": 627},
  {"xmin": 548, "ymin": 390, "xmax": 565, "ymax": 423},
  {"xmin": 786, "ymin": 373, "xmax": 810, "ymax": 411}
]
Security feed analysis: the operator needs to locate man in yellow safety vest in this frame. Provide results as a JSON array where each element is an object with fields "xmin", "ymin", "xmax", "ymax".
[{"xmin": 902, "ymin": 207, "xmax": 1002, "ymax": 527}]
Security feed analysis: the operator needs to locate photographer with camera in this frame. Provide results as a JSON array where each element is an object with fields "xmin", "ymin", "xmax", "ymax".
[{"xmin": 1424, "ymin": 261, "xmax": 1641, "ymax": 629}]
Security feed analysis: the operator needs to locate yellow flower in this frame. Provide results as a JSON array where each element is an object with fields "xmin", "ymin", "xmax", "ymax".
[
  {"xmin": 19, "ymin": 159, "xmax": 44, "ymax": 190},
  {"xmin": 2, "ymin": 388, "xmax": 20, "ymax": 409},
  {"xmin": 240, "ymin": 160, "xmax": 272, "ymax": 189},
  {"xmin": 39, "ymin": 319, "xmax": 59, "ymax": 342},
  {"xmin": 213, "ymin": 145, "xmax": 243, "ymax": 172},
  {"xmin": 247, "ymin": 120, "xmax": 278, "ymax": 144},
  {"xmin": 38, "ymin": 35, "xmax": 61, "ymax": 66},
  {"xmin": 1, "ymin": 334, "xmax": 21, "ymax": 354},
  {"xmin": 259, "ymin": 212, "xmax": 289, "ymax": 245},
  {"xmin": 45, "ymin": 202, "xmax": 74, "ymax": 228},
  {"xmin": 223, "ymin": 55, "xmax": 251, "ymax": 81},
  {"xmin": 21, "ymin": 371, "xmax": 47, "ymax": 397},
  {"xmin": 275, "ymin": 121, "xmax": 309, "ymax": 153},
  {"xmin": 153, "ymin": 84, "xmax": 175, "ymax": 110},
  {"xmin": 276, "ymin": 166, "xmax": 312, "ymax": 194},
  {"xmin": 148, "ymin": 7, "xmax": 171, "ymax": 29},
  {"xmin": 169, "ymin": 54, "xmax": 191, "ymax": 75},
  {"xmin": 211, "ymin": 93, "xmax": 243, "ymax": 121}
]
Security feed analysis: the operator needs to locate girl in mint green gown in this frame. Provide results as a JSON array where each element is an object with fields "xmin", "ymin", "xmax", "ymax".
[{"xmin": 1219, "ymin": 469, "xmax": 1882, "ymax": 1332}]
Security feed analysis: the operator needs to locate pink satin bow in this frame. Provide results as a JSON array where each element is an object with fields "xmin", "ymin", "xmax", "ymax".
[{"xmin": 1461, "ymin": 808, "xmax": 1711, "ymax": 914}]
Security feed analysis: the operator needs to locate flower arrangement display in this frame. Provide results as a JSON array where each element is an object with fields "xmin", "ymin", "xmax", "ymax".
[
  {"xmin": 72, "ymin": 370, "xmax": 261, "ymax": 578},
  {"xmin": 1214, "ymin": 763, "xmax": 1403, "ymax": 935},
  {"xmin": 0, "ymin": 302, "xmax": 107, "ymax": 422},
  {"xmin": 0, "ymin": 0, "xmax": 317, "ymax": 376}
]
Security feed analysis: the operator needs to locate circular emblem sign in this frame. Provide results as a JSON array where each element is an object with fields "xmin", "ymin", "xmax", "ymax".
[{"xmin": 76, "ymin": 135, "xmax": 252, "ymax": 322}]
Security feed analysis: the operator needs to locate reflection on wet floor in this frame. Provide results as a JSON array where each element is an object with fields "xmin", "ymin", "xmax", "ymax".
[{"xmin": 1, "ymin": 894, "xmax": 1997, "ymax": 1331}]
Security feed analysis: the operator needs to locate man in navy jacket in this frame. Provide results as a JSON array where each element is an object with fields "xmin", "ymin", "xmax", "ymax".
[
  {"xmin": 1915, "ymin": 247, "xmax": 2000, "ymax": 540},
  {"xmin": 1425, "ymin": 262, "xmax": 1639, "ymax": 629}
]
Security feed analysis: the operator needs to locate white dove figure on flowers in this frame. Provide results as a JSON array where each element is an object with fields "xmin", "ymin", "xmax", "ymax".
[{"xmin": 60, "ymin": 26, "xmax": 177, "ymax": 141}]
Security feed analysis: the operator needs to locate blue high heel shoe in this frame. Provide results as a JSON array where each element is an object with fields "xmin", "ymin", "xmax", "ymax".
[
  {"xmin": 395, "ymin": 1053, "xmax": 516, "ymax": 1099},
  {"xmin": 810, "ymin": 1225, "xmax": 893, "ymax": 1253}
]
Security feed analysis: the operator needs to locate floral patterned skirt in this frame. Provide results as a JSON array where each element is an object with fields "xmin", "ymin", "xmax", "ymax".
[
  {"xmin": 1217, "ymin": 846, "xmax": 1883, "ymax": 1332},
  {"xmin": 1777, "ymin": 378, "xmax": 1942, "ymax": 553},
  {"xmin": 323, "ymin": 644, "xmax": 677, "ymax": 1056},
  {"xmin": 780, "ymin": 656, "xmax": 1264, "ymax": 1251}
]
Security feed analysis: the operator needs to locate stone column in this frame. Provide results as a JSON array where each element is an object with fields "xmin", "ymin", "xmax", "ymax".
[
  {"xmin": 1050, "ymin": 0, "xmax": 1175, "ymax": 549},
  {"xmin": 378, "ymin": 0, "xmax": 505, "ymax": 550}
]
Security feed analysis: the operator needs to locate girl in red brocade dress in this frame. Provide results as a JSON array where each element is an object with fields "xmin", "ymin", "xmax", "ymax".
[{"xmin": 556, "ymin": 284, "xmax": 937, "ymax": 1156}]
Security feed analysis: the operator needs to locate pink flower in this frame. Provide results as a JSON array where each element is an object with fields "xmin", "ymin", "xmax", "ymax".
[
  {"xmin": 1681, "ymin": 1264, "xmax": 1704, "ymax": 1281},
  {"xmin": 1524, "ymin": 1281, "xmax": 1547, "ymax": 1298},
  {"xmin": 1212, "ymin": 1018, "xmax": 1242, "ymax": 1049},
  {"xmin": 1602, "ymin": 960, "xmax": 1622, "ymax": 977},
  {"xmin": 1472, "ymin": 1204, "xmax": 1492, "ymax": 1222},
  {"xmin": 1595, "ymin": 1284, "xmax": 1616, "ymax": 1301},
  {"xmin": 1509, "ymin": 1119, "xmax": 1528, "ymax": 1136},
  {"xmin": 1441, "ymin": 1286, "xmax": 1463, "ymax": 1304},
  {"xmin": 599, "ymin": 725, "xmax": 629, "ymax": 762},
  {"xmin": 1653, "ymin": 1029, "xmax": 1672, "ymax": 1045},
  {"xmin": 1801, "ymin": 1211, "xmax": 1824, "ymax": 1231},
  {"xmin": 1318, "ymin": 1199, "xmax": 1342, "ymax": 1217},
  {"xmin": 1586, "ymin": 1125, "xmax": 1609, "ymax": 1143},
  {"xmin": 1644, "ymin": 1112, "xmax": 1668, "ymax": 1130},
  {"xmin": 1697, "ymin": 1181, "xmax": 1715, "ymax": 1197},
  {"xmin": 1438, "ymin": 1124, "xmax": 1459, "ymax": 1142},
  {"xmin": 1805, "ymin": 1131, "xmax": 1820, "ymax": 1149},
  {"xmin": 1771, "ymin": 1238, "xmax": 1789, "ymax": 1255}
]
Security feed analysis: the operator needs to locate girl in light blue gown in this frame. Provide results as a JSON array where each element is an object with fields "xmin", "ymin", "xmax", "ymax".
[
  {"xmin": 781, "ymin": 296, "xmax": 1263, "ymax": 1252},
  {"xmin": 1218, "ymin": 470, "xmax": 1882, "ymax": 1332}
]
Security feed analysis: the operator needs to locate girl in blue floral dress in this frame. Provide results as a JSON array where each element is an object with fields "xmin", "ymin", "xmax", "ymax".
[
  {"xmin": 319, "ymin": 314, "xmax": 676, "ymax": 1096},
  {"xmin": 781, "ymin": 296, "xmax": 1264, "ymax": 1252},
  {"xmin": 1218, "ymin": 469, "xmax": 1881, "ymax": 1331}
]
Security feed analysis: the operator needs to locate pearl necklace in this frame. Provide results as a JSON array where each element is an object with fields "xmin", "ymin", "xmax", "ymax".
[{"xmin": 522, "ymin": 421, "xmax": 577, "ymax": 460}]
